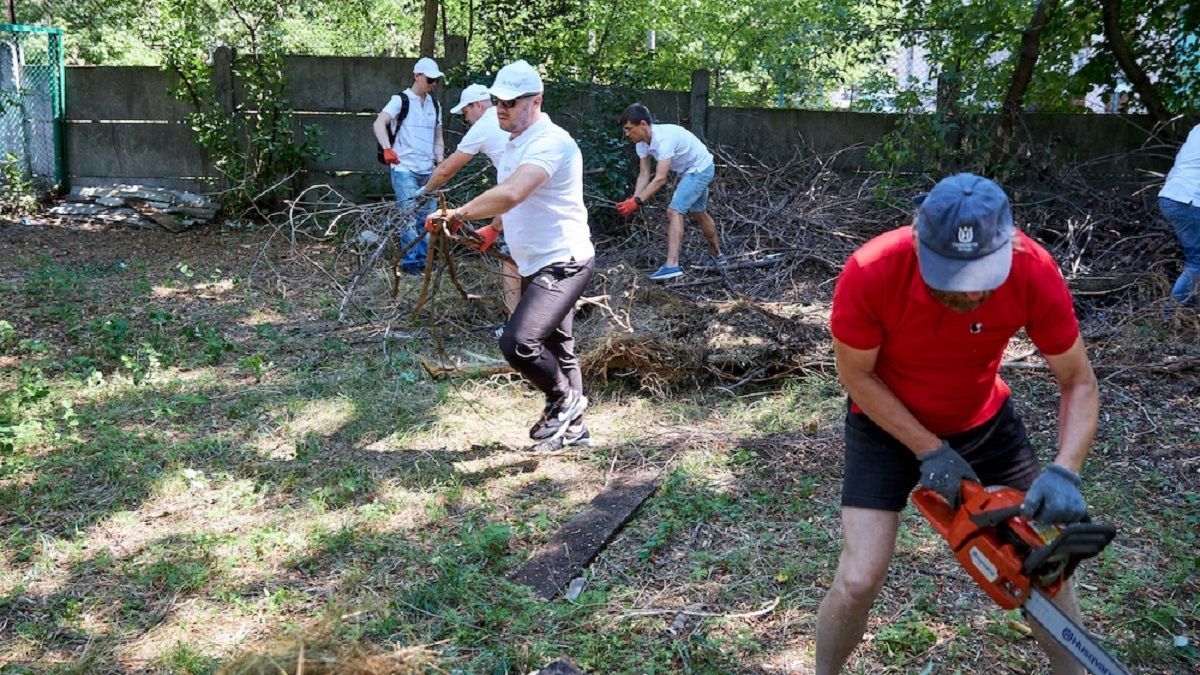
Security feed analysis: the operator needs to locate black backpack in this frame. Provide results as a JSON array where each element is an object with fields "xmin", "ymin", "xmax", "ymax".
[{"xmin": 377, "ymin": 93, "xmax": 442, "ymax": 164}]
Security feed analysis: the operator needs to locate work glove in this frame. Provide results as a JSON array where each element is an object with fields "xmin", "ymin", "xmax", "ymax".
[
  {"xmin": 424, "ymin": 211, "xmax": 461, "ymax": 234},
  {"xmin": 470, "ymin": 224, "xmax": 500, "ymax": 252},
  {"xmin": 1022, "ymin": 464, "xmax": 1086, "ymax": 523},
  {"xmin": 616, "ymin": 197, "xmax": 640, "ymax": 218},
  {"xmin": 382, "ymin": 148, "xmax": 399, "ymax": 165},
  {"xmin": 918, "ymin": 441, "xmax": 979, "ymax": 509}
]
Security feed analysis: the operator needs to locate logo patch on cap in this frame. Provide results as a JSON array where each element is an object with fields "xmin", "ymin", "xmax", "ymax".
[{"xmin": 953, "ymin": 225, "xmax": 978, "ymax": 254}]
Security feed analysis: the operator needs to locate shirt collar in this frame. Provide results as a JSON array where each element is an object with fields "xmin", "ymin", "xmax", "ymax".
[{"xmin": 508, "ymin": 112, "xmax": 550, "ymax": 145}]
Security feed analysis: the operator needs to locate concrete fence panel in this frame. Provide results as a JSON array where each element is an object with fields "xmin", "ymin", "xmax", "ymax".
[
  {"xmin": 708, "ymin": 108, "xmax": 900, "ymax": 166},
  {"xmin": 66, "ymin": 120, "xmax": 208, "ymax": 178},
  {"xmin": 66, "ymin": 66, "xmax": 194, "ymax": 121},
  {"xmin": 273, "ymin": 56, "xmax": 420, "ymax": 113}
]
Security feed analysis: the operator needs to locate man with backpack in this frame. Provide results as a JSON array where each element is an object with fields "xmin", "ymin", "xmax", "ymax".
[{"xmin": 373, "ymin": 57, "xmax": 445, "ymax": 274}]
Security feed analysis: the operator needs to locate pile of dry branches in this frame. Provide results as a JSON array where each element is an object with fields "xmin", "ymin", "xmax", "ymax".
[{"xmin": 257, "ymin": 142, "xmax": 1191, "ymax": 389}]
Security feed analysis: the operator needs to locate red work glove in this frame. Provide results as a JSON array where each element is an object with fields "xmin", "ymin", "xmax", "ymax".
[
  {"xmin": 424, "ymin": 211, "xmax": 461, "ymax": 234},
  {"xmin": 615, "ymin": 197, "xmax": 640, "ymax": 218},
  {"xmin": 382, "ymin": 148, "xmax": 399, "ymax": 165},
  {"xmin": 471, "ymin": 224, "xmax": 500, "ymax": 252}
]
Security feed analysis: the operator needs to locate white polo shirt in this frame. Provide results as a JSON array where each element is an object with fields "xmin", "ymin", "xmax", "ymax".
[
  {"xmin": 1161, "ymin": 124, "xmax": 1200, "ymax": 206},
  {"xmin": 381, "ymin": 89, "xmax": 442, "ymax": 174},
  {"xmin": 635, "ymin": 123, "xmax": 714, "ymax": 175},
  {"xmin": 497, "ymin": 114, "xmax": 594, "ymax": 276},
  {"xmin": 456, "ymin": 107, "xmax": 507, "ymax": 169}
]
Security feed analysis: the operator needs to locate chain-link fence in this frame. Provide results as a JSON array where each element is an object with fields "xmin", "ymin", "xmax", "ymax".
[{"xmin": 0, "ymin": 24, "xmax": 65, "ymax": 189}]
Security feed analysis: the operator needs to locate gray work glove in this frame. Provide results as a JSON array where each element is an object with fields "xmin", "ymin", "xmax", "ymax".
[
  {"xmin": 1021, "ymin": 464, "xmax": 1086, "ymax": 523},
  {"xmin": 918, "ymin": 441, "xmax": 979, "ymax": 509}
]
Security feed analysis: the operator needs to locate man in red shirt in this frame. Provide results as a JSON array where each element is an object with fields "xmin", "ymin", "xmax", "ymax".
[{"xmin": 817, "ymin": 173, "xmax": 1100, "ymax": 674}]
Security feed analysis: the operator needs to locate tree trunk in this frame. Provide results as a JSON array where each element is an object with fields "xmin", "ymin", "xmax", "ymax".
[
  {"xmin": 993, "ymin": 0, "xmax": 1057, "ymax": 164},
  {"xmin": 420, "ymin": 0, "xmax": 438, "ymax": 57},
  {"xmin": 1101, "ymin": 0, "xmax": 1170, "ymax": 125}
]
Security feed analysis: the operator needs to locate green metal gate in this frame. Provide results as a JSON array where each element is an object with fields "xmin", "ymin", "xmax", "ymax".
[{"xmin": 0, "ymin": 24, "xmax": 65, "ymax": 189}]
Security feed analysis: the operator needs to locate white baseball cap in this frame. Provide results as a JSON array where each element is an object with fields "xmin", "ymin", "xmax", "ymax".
[
  {"xmin": 451, "ymin": 84, "xmax": 492, "ymax": 114},
  {"xmin": 413, "ymin": 57, "xmax": 444, "ymax": 79},
  {"xmin": 488, "ymin": 60, "xmax": 543, "ymax": 100}
]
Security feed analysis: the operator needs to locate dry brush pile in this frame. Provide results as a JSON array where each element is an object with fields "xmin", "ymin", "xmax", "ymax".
[{"xmin": 257, "ymin": 145, "xmax": 1197, "ymax": 391}]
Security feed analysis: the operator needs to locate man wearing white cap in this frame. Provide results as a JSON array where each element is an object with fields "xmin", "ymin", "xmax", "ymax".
[
  {"xmin": 373, "ymin": 56, "xmax": 446, "ymax": 274},
  {"xmin": 425, "ymin": 60, "xmax": 595, "ymax": 450},
  {"xmin": 817, "ymin": 173, "xmax": 1101, "ymax": 673},
  {"xmin": 421, "ymin": 83, "xmax": 522, "ymax": 317}
]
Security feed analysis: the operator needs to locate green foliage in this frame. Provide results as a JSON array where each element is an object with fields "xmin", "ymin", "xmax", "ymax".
[
  {"xmin": 238, "ymin": 352, "xmax": 272, "ymax": 382},
  {"xmin": 875, "ymin": 614, "xmax": 937, "ymax": 661},
  {"xmin": 181, "ymin": 320, "xmax": 235, "ymax": 364},
  {"xmin": 147, "ymin": 0, "xmax": 331, "ymax": 217},
  {"xmin": 0, "ymin": 367, "xmax": 51, "ymax": 455},
  {"xmin": 459, "ymin": 521, "xmax": 512, "ymax": 566},
  {"xmin": 18, "ymin": 0, "xmax": 1195, "ymax": 121},
  {"xmin": 0, "ymin": 153, "xmax": 39, "ymax": 215},
  {"xmin": 543, "ymin": 81, "xmax": 636, "ymax": 223},
  {"xmin": 0, "ymin": 320, "xmax": 16, "ymax": 353}
]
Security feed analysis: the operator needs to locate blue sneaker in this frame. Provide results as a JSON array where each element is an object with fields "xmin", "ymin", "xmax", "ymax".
[{"xmin": 649, "ymin": 264, "xmax": 684, "ymax": 281}]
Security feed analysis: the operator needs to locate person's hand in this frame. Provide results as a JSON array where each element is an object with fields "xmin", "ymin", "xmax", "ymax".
[
  {"xmin": 382, "ymin": 148, "xmax": 399, "ymax": 165},
  {"xmin": 1022, "ymin": 464, "xmax": 1086, "ymax": 523},
  {"xmin": 917, "ymin": 441, "xmax": 979, "ymax": 509},
  {"xmin": 470, "ymin": 224, "xmax": 500, "ymax": 252},
  {"xmin": 424, "ymin": 210, "xmax": 460, "ymax": 234},
  {"xmin": 616, "ymin": 197, "xmax": 640, "ymax": 218}
]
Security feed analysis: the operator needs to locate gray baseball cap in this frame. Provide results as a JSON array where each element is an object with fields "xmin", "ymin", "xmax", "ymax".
[{"xmin": 915, "ymin": 173, "xmax": 1015, "ymax": 292}]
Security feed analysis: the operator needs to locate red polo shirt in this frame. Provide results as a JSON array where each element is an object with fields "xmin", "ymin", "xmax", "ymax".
[{"xmin": 830, "ymin": 226, "xmax": 1080, "ymax": 436}]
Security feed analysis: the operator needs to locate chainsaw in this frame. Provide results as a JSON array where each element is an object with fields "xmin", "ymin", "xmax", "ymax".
[{"xmin": 912, "ymin": 481, "xmax": 1130, "ymax": 675}]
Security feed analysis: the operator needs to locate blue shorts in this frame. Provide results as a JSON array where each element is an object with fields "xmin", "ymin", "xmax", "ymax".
[{"xmin": 668, "ymin": 162, "xmax": 715, "ymax": 213}]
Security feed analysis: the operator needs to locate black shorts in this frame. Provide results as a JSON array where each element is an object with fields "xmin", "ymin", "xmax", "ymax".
[{"xmin": 841, "ymin": 398, "xmax": 1041, "ymax": 512}]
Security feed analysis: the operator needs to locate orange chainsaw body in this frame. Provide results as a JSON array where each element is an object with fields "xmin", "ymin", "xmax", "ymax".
[{"xmin": 912, "ymin": 481, "xmax": 1065, "ymax": 610}]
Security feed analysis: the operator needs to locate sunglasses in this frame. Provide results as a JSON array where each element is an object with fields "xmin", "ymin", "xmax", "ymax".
[
  {"xmin": 423, "ymin": 76, "xmax": 440, "ymax": 84},
  {"xmin": 491, "ymin": 93, "xmax": 538, "ymax": 109}
]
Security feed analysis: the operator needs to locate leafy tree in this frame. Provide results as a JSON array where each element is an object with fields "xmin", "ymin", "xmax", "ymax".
[{"xmin": 138, "ymin": 0, "xmax": 330, "ymax": 216}]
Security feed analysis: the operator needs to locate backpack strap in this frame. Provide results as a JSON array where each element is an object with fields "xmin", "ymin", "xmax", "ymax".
[{"xmin": 386, "ymin": 93, "xmax": 410, "ymax": 148}]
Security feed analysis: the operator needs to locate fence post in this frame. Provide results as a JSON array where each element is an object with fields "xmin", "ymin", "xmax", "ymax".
[
  {"xmin": 443, "ymin": 35, "xmax": 466, "ymax": 126},
  {"xmin": 690, "ymin": 69, "xmax": 709, "ymax": 140},
  {"xmin": 211, "ymin": 45, "xmax": 234, "ymax": 114}
]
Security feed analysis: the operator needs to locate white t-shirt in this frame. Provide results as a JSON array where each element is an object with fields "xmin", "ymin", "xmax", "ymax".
[
  {"xmin": 635, "ymin": 123, "xmax": 714, "ymax": 175},
  {"xmin": 1161, "ymin": 124, "xmax": 1200, "ymax": 206},
  {"xmin": 496, "ymin": 114, "xmax": 594, "ymax": 276},
  {"xmin": 381, "ymin": 89, "xmax": 442, "ymax": 173},
  {"xmin": 455, "ymin": 107, "xmax": 507, "ymax": 169}
]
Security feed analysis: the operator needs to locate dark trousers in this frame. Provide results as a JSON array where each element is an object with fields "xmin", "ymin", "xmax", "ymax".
[
  {"xmin": 841, "ymin": 398, "xmax": 1041, "ymax": 512},
  {"xmin": 499, "ymin": 257, "xmax": 595, "ymax": 399}
]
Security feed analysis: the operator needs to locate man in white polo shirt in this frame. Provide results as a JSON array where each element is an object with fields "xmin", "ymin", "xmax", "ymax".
[
  {"xmin": 421, "ymin": 83, "xmax": 521, "ymax": 318},
  {"xmin": 373, "ymin": 56, "xmax": 445, "ymax": 275},
  {"xmin": 616, "ymin": 103, "xmax": 724, "ymax": 281},
  {"xmin": 425, "ymin": 60, "xmax": 595, "ymax": 450}
]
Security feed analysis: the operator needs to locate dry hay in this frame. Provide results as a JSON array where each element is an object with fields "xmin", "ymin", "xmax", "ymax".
[{"xmin": 218, "ymin": 640, "xmax": 440, "ymax": 675}]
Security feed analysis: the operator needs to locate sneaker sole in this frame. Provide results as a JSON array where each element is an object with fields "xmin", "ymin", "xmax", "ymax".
[
  {"xmin": 529, "ymin": 432, "xmax": 591, "ymax": 453},
  {"xmin": 649, "ymin": 271, "xmax": 683, "ymax": 281}
]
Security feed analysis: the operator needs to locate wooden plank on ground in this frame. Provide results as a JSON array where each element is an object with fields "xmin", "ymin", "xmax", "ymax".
[{"xmin": 510, "ymin": 467, "xmax": 661, "ymax": 600}]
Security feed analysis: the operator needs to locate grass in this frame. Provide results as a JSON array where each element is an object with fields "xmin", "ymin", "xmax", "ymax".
[{"xmin": 1, "ymin": 223, "xmax": 1197, "ymax": 673}]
